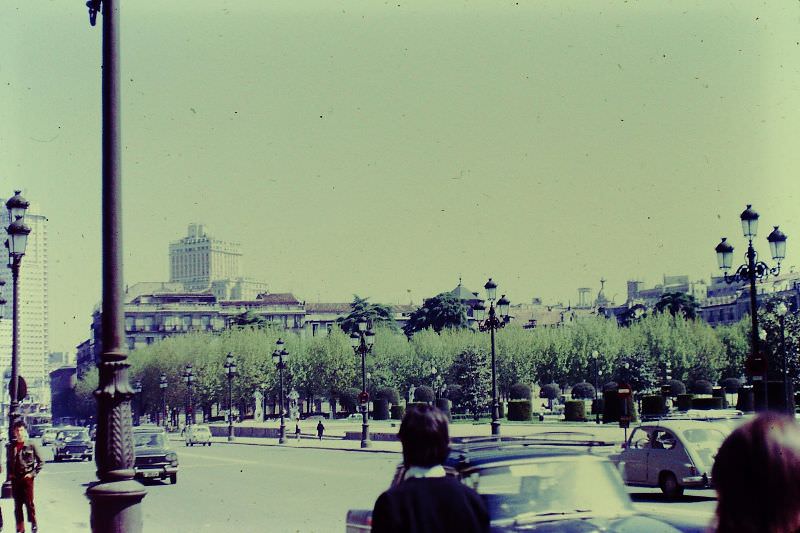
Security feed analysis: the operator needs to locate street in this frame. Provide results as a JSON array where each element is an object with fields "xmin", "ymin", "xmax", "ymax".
[{"xmin": 21, "ymin": 438, "xmax": 716, "ymax": 533}]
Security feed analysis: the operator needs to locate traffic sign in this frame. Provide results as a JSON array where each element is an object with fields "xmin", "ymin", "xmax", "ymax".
[
  {"xmin": 745, "ymin": 356, "xmax": 767, "ymax": 376},
  {"xmin": 7, "ymin": 376, "xmax": 26, "ymax": 402},
  {"xmin": 619, "ymin": 415, "xmax": 631, "ymax": 429},
  {"xmin": 617, "ymin": 384, "xmax": 632, "ymax": 399},
  {"xmin": 358, "ymin": 391, "xmax": 369, "ymax": 405}
]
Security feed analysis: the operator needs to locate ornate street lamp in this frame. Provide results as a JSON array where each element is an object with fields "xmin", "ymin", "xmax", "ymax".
[
  {"xmin": 2, "ymin": 191, "xmax": 30, "ymax": 500},
  {"xmin": 272, "ymin": 339, "xmax": 288, "ymax": 444},
  {"xmin": 350, "ymin": 318, "xmax": 375, "ymax": 448},
  {"xmin": 132, "ymin": 380, "xmax": 142, "ymax": 426},
  {"xmin": 224, "ymin": 353, "xmax": 237, "ymax": 442},
  {"xmin": 182, "ymin": 364, "xmax": 195, "ymax": 426},
  {"xmin": 715, "ymin": 205, "xmax": 787, "ymax": 410},
  {"xmin": 159, "ymin": 373, "xmax": 168, "ymax": 428},
  {"xmin": 471, "ymin": 279, "xmax": 510, "ymax": 436}
]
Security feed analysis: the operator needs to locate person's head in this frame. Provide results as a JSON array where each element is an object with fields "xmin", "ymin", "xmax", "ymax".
[
  {"xmin": 12, "ymin": 420, "xmax": 27, "ymax": 443},
  {"xmin": 398, "ymin": 404, "xmax": 449, "ymax": 468},
  {"xmin": 712, "ymin": 412, "xmax": 800, "ymax": 533}
]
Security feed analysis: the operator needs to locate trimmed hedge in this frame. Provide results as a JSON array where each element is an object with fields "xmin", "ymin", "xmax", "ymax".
[
  {"xmin": 712, "ymin": 387, "xmax": 728, "ymax": 408},
  {"xmin": 571, "ymin": 382, "xmax": 596, "ymax": 400},
  {"xmin": 736, "ymin": 387, "xmax": 754, "ymax": 412},
  {"xmin": 602, "ymin": 390, "xmax": 637, "ymax": 424},
  {"xmin": 603, "ymin": 381, "xmax": 619, "ymax": 392},
  {"xmin": 376, "ymin": 387, "xmax": 400, "ymax": 405},
  {"xmin": 406, "ymin": 401, "xmax": 428, "ymax": 411},
  {"xmin": 690, "ymin": 380, "xmax": 714, "ymax": 395},
  {"xmin": 540, "ymin": 383, "xmax": 560, "ymax": 400},
  {"xmin": 510, "ymin": 383, "xmax": 532, "ymax": 400},
  {"xmin": 591, "ymin": 398, "xmax": 604, "ymax": 416},
  {"xmin": 666, "ymin": 379, "xmax": 686, "ymax": 397},
  {"xmin": 676, "ymin": 394, "xmax": 694, "ymax": 411},
  {"xmin": 692, "ymin": 397, "xmax": 724, "ymax": 410},
  {"xmin": 390, "ymin": 405, "xmax": 405, "ymax": 420},
  {"xmin": 414, "ymin": 386, "xmax": 435, "ymax": 403},
  {"xmin": 435, "ymin": 398, "xmax": 451, "ymax": 419},
  {"xmin": 373, "ymin": 398, "xmax": 389, "ymax": 420},
  {"xmin": 641, "ymin": 395, "xmax": 667, "ymax": 416},
  {"xmin": 498, "ymin": 401, "xmax": 505, "ymax": 419},
  {"xmin": 564, "ymin": 400, "xmax": 586, "ymax": 422},
  {"xmin": 507, "ymin": 400, "xmax": 532, "ymax": 421},
  {"xmin": 721, "ymin": 377, "xmax": 742, "ymax": 394}
]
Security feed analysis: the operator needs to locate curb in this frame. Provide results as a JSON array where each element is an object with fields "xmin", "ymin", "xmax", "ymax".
[{"xmin": 169, "ymin": 436, "xmax": 400, "ymax": 454}]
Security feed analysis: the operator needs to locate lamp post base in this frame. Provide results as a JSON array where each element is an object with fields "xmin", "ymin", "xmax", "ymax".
[
  {"xmin": 361, "ymin": 422, "xmax": 371, "ymax": 448},
  {"xmin": 86, "ymin": 479, "xmax": 147, "ymax": 533},
  {"xmin": 227, "ymin": 424, "xmax": 235, "ymax": 442},
  {"xmin": 279, "ymin": 422, "xmax": 286, "ymax": 444},
  {"xmin": 491, "ymin": 419, "xmax": 501, "ymax": 436}
]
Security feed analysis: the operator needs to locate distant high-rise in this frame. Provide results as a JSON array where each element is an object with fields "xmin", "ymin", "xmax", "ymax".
[
  {"xmin": 169, "ymin": 223, "xmax": 242, "ymax": 291},
  {"xmin": 0, "ymin": 205, "xmax": 49, "ymax": 405}
]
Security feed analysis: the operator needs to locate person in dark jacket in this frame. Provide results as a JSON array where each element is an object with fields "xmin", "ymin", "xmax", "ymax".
[
  {"xmin": 371, "ymin": 405, "xmax": 489, "ymax": 533},
  {"xmin": 9, "ymin": 420, "xmax": 43, "ymax": 533},
  {"xmin": 316, "ymin": 420, "xmax": 324, "ymax": 440}
]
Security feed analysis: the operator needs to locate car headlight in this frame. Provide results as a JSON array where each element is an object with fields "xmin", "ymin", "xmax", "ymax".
[{"xmin": 166, "ymin": 452, "xmax": 177, "ymax": 462}]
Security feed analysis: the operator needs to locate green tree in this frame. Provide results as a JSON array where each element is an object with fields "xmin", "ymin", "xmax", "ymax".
[
  {"xmin": 654, "ymin": 292, "xmax": 700, "ymax": 320},
  {"xmin": 337, "ymin": 295, "xmax": 398, "ymax": 333},
  {"xmin": 403, "ymin": 292, "xmax": 468, "ymax": 337},
  {"xmin": 229, "ymin": 310, "xmax": 270, "ymax": 329},
  {"xmin": 451, "ymin": 348, "xmax": 490, "ymax": 420}
]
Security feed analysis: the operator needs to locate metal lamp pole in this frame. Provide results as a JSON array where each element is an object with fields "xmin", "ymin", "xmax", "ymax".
[
  {"xmin": 591, "ymin": 350, "xmax": 599, "ymax": 400},
  {"xmin": 273, "ymin": 339, "xmax": 288, "ymax": 444},
  {"xmin": 224, "ymin": 353, "xmax": 237, "ymax": 442},
  {"xmin": 183, "ymin": 364, "xmax": 195, "ymax": 426},
  {"xmin": 132, "ymin": 380, "xmax": 142, "ymax": 426},
  {"xmin": 715, "ymin": 205, "xmax": 787, "ymax": 411},
  {"xmin": 775, "ymin": 302, "xmax": 789, "ymax": 411},
  {"xmin": 472, "ymin": 279, "xmax": 510, "ymax": 436},
  {"xmin": 159, "ymin": 373, "xmax": 167, "ymax": 428},
  {"xmin": 350, "ymin": 318, "xmax": 375, "ymax": 448},
  {"xmin": 2, "ymin": 191, "xmax": 30, "ymax": 500}
]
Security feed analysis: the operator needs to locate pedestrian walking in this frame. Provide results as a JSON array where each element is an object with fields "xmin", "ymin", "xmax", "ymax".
[
  {"xmin": 9, "ymin": 420, "xmax": 43, "ymax": 533},
  {"xmin": 316, "ymin": 420, "xmax": 324, "ymax": 440},
  {"xmin": 371, "ymin": 404, "xmax": 489, "ymax": 533},
  {"xmin": 295, "ymin": 419, "xmax": 301, "ymax": 440},
  {"xmin": 712, "ymin": 412, "xmax": 800, "ymax": 533}
]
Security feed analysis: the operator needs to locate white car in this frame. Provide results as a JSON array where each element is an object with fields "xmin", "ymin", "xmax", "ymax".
[{"xmin": 184, "ymin": 424, "xmax": 212, "ymax": 446}]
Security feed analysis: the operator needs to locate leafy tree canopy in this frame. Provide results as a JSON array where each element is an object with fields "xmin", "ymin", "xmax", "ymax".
[
  {"xmin": 403, "ymin": 292, "xmax": 468, "ymax": 337},
  {"xmin": 337, "ymin": 295, "xmax": 398, "ymax": 334},
  {"xmin": 654, "ymin": 292, "xmax": 700, "ymax": 320}
]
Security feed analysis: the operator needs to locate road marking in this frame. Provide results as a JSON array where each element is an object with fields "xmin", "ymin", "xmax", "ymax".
[{"xmin": 179, "ymin": 451, "xmax": 259, "ymax": 465}]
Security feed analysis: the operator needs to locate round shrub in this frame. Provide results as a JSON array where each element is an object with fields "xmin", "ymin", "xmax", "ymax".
[
  {"xmin": 376, "ymin": 387, "xmax": 400, "ymax": 405},
  {"xmin": 435, "ymin": 398, "xmax": 451, "ymax": 419},
  {"xmin": 692, "ymin": 397, "xmax": 724, "ymax": 410},
  {"xmin": 414, "ymin": 386, "xmax": 435, "ymax": 403},
  {"xmin": 406, "ymin": 401, "xmax": 428, "ymax": 412},
  {"xmin": 540, "ymin": 383, "xmax": 560, "ymax": 400},
  {"xmin": 373, "ymin": 398, "xmax": 389, "ymax": 420},
  {"xmin": 666, "ymin": 379, "xmax": 686, "ymax": 397},
  {"xmin": 676, "ymin": 393, "xmax": 694, "ymax": 411},
  {"xmin": 339, "ymin": 388, "xmax": 360, "ymax": 412},
  {"xmin": 444, "ymin": 384, "xmax": 463, "ymax": 409},
  {"xmin": 571, "ymin": 382, "xmax": 596, "ymax": 400},
  {"xmin": 591, "ymin": 398, "xmax": 604, "ymax": 416},
  {"xmin": 603, "ymin": 381, "xmax": 619, "ymax": 392},
  {"xmin": 736, "ymin": 387, "xmax": 754, "ymax": 412},
  {"xmin": 498, "ymin": 401, "xmax": 505, "ymax": 419},
  {"xmin": 690, "ymin": 380, "xmax": 713, "ymax": 395},
  {"xmin": 721, "ymin": 377, "xmax": 742, "ymax": 394},
  {"xmin": 711, "ymin": 387, "xmax": 728, "ymax": 408},
  {"xmin": 390, "ymin": 405, "xmax": 405, "ymax": 420},
  {"xmin": 564, "ymin": 400, "xmax": 586, "ymax": 422},
  {"xmin": 507, "ymin": 400, "xmax": 532, "ymax": 421},
  {"xmin": 640, "ymin": 395, "xmax": 667, "ymax": 417},
  {"xmin": 510, "ymin": 383, "xmax": 532, "ymax": 400},
  {"xmin": 602, "ymin": 390, "xmax": 637, "ymax": 423}
]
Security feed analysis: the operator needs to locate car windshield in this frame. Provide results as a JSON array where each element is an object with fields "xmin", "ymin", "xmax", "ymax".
[
  {"xmin": 466, "ymin": 459, "xmax": 633, "ymax": 522},
  {"xmin": 134, "ymin": 432, "xmax": 166, "ymax": 448},
  {"xmin": 193, "ymin": 426, "xmax": 210, "ymax": 434},
  {"xmin": 681, "ymin": 427, "xmax": 726, "ymax": 469},
  {"xmin": 60, "ymin": 430, "xmax": 89, "ymax": 441}
]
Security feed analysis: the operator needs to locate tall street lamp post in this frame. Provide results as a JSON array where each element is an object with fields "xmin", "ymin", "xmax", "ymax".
[
  {"xmin": 272, "ymin": 339, "xmax": 288, "ymax": 444},
  {"xmin": 132, "ymin": 380, "xmax": 142, "ymax": 426},
  {"xmin": 715, "ymin": 205, "xmax": 787, "ymax": 410},
  {"xmin": 183, "ymin": 364, "xmax": 195, "ymax": 426},
  {"xmin": 591, "ymin": 350, "xmax": 600, "ymax": 400},
  {"xmin": 472, "ymin": 279, "xmax": 510, "ymax": 436},
  {"xmin": 224, "ymin": 353, "xmax": 237, "ymax": 442},
  {"xmin": 159, "ymin": 373, "xmax": 168, "ymax": 428},
  {"xmin": 775, "ymin": 302, "xmax": 790, "ymax": 411},
  {"xmin": 2, "ymin": 191, "xmax": 29, "ymax": 500},
  {"xmin": 350, "ymin": 318, "xmax": 375, "ymax": 448}
]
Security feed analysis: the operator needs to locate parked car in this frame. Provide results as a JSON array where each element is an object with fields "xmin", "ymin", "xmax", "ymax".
[
  {"xmin": 53, "ymin": 427, "xmax": 93, "ymax": 462},
  {"xmin": 133, "ymin": 427, "xmax": 179, "ymax": 484},
  {"xmin": 184, "ymin": 424, "xmax": 212, "ymax": 446},
  {"xmin": 612, "ymin": 419, "xmax": 729, "ymax": 498},
  {"xmin": 29, "ymin": 424, "xmax": 52, "ymax": 439},
  {"xmin": 41, "ymin": 427, "xmax": 60, "ymax": 447},
  {"xmin": 346, "ymin": 434, "xmax": 705, "ymax": 532}
]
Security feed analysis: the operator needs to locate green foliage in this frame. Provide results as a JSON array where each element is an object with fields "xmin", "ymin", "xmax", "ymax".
[
  {"xmin": 691, "ymin": 397, "xmax": 724, "ymax": 410},
  {"xmin": 539, "ymin": 383, "xmax": 560, "ymax": 400},
  {"xmin": 666, "ymin": 379, "xmax": 686, "ymax": 397},
  {"xmin": 373, "ymin": 398, "xmax": 389, "ymax": 420},
  {"xmin": 654, "ymin": 292, "xmax": 700, "ymax": 320},
  {"xmin": 570, "ymin": 382, "xmax": 595, "ymax": 400},
  {"xmin": 452, "ymin": 348, "xmax": 490, "ymax": 418},
  {"xmin": 229, "ymin": 310, "xmax": 270, "ymax": 330},
  {"xmin": 507, "ymin": 400, "xmax": 532, "ymax": 421},
  {"xmin": 676, "ymin": 393, "xmax": 694, "ymax": 411},
  {"xmin": 74, "ymin": 369, "xmax": 98, "ymax": 420},
  {"xmin": 376, "ymin": 387, "xmax": 400, "ymax": 404},
  {"xmin": 721, "ymin": 377, "xmax": 741, "ymax": 393},
  {"xmin": 403, "ymin": 292, "xmax": 468, "ymax": 336},
  {"xmin": 641, "ymin": 395, "xmax": 667, "ymax": 416},
  {"xmin": 339, "ymin": 388, "xmax": 360, "ymax": 412},
  {"xmin": 690, "ymin": 380, "xmax": 713, "ymax": 394},
  {"xmin": 509, "ymin": 383, "xmax": 532, "ymax": 400},
  {"xmin": 390, "ymin": 405, "xmax": 405, "ymax": 420},
  {"xmin": 414, "ymin": 385, "xmax": 435, "ymax": 403},
  {"xmin": 337, "ymin": 295, "xmax": 398, "ymax": 334},
  {"xmin": 564, "ymin": 400, "xmax": 586, "ymax": 421}
]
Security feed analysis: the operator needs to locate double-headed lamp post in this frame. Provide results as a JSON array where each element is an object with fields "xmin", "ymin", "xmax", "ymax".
[
  {"xmin": 159, "ymin": 373, "xmax": 168, "ymax": 427},
  {"xmin": 272, "ymin": 339, "xmax": 288, "ymax": 444},
  {"xmin": 3, "ymin": 190, "xmax": 30, "ymax": 500},
  {"xmin": 472, "ymin": 279, "xmax": 510, "ymax": 436},
  {"xmin": 183, "ymin": 364, "xmax": 195, "ymax": 426},
  {"xmin": 350, "ymin": 318, "xmax": 375, "ymax": 449},
  {"xmin": 715, "ymin": 205, "xmax": 787, "ymax": 410},
  {"xmin": 224, "ymin": 353, "xmax": 237, "ymax": 442}
]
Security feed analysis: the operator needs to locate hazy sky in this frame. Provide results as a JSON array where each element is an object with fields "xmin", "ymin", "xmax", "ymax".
[{"xmin": 2, "ymin": 1, "xmax": 800, "ymax": 354}]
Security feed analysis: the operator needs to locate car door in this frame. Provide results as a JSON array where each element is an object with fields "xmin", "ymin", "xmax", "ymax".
[
  {"xmin": 622, "ymin": 427, "xmax": 652, "ymax": 483},
  {"xmin": 646, "ymin": 429, "xmax": 682, "ymax": 484}
]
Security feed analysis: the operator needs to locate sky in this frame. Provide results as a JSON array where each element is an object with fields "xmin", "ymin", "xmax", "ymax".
[{"xmin": 2, "ymin": 1, "xmax": 800, "ymax": 355}]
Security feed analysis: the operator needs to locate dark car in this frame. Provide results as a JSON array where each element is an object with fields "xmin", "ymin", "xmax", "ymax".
[
  {"xmin": 133, "ymin": 427, "xmax": 179, "ymax": 484},
  {"xmin": 346, "ymin": 434, "xmax": 706, "ymax": 532},
  {"xmin": 53, "ymin": 427, "xmax": 93, "ymax": 462}
]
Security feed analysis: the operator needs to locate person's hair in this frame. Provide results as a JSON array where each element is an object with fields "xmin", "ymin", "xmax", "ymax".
[
  {"xmin": 712, "ymin": 412, "xmax": 800, "ymax": 533},
  {"xmin": 398, "ymin": 404, "xmax": 449, "ymax": 468},
  {"xmin": 11, "ymin": 420, "xmax": 26, "ymax": 431}
]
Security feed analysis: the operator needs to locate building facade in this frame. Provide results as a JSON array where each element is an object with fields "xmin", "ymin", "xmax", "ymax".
[{"xmin": 169, "ymin": 223, "xmax": 242, "ymax": 291}]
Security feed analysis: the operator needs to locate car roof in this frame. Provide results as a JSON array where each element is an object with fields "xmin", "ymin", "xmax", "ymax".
[
  {"xmin": 133, "ymin": 426, "xmax": 166, "ymax": 433},
  {"xmin": 57, "ymin": 426, "xmax": 86, "ymax": 431}
]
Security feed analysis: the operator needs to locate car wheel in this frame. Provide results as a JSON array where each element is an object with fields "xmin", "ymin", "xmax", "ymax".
[
  {"xmin": 170, "ymin": 473, "xmax": 177, "ymax": 485},
  {"xmin": 659, "ymin": 472, "xmax": 684, "ymax": 499}
]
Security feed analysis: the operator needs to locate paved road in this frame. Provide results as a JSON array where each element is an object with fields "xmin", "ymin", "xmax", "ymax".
[{"xmin": 28, "ymin": 439, "xmax": 716, "ymax": 532}]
